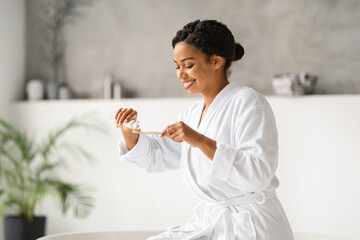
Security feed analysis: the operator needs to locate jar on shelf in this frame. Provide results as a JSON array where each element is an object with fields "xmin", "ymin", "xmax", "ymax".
[{"xmin": 26, "ymin": 79, "xmax": 44, "ymax": 101}]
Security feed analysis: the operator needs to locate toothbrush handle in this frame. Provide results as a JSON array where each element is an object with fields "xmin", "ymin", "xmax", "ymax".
[{"xmin": 132, "ymin": 131, "xmax": 162, "ymax": 135}]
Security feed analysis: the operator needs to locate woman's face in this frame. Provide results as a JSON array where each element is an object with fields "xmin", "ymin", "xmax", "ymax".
[{"xmin": 173, "ymin": 42, "xmax": 216, "ymax": 95}]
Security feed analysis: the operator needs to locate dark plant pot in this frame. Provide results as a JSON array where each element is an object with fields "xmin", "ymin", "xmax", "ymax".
[{"xmin": 4, "ymin": 215, "xmax": 46, "ymax": 240}]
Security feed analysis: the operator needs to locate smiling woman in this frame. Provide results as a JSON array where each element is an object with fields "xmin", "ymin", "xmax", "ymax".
[{"xmin": 115, "ymin": 19, "xmax": 294, "ymax": 240}]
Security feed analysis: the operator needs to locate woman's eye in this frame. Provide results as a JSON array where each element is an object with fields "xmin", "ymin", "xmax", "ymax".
[{"xmin": 175, "ymin": 64, "xmax": 194, "ymax": 70}]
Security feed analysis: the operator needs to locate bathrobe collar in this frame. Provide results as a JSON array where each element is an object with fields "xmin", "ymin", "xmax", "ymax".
[{"xmin": 197, "ymin": 81, "xmax": 240, "ymax": 134}]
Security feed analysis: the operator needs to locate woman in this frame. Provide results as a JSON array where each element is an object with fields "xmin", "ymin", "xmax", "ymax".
[{"xmin": 116, "ymin": 20, "xmax": 294, "ymax": 240}]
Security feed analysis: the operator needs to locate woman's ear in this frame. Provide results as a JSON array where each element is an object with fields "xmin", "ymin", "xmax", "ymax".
[{"xmin": 211, "ymin": 55, "xmax": 225, "ymax": 70}]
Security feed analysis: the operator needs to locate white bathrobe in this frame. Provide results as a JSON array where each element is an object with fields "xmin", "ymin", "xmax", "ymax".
[{"xmin": 119, "ymin": 81, "xmax": 294, "ymax": 240}]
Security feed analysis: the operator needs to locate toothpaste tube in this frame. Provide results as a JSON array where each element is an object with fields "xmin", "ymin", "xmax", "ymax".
[{"xmin": 123, "ymin": 120, "xmax": 140, "ymax": 130}]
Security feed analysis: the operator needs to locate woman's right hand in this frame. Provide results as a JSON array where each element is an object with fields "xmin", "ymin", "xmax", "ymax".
[{"xmin": 115, "ymin": 108, "xmax": 138, "ymax": 134}]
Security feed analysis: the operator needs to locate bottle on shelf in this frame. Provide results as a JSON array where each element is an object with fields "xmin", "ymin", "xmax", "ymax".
[
  {"xmin": 103, "ymin": 75, "xmax": 112, "ymax": 99},
  {"xmin": 113, "ymin": 82, "xmax": 122, "ymax": 99}
]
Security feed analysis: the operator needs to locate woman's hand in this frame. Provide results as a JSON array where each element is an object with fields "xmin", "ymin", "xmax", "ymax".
[
  {"xmin": 160, "ymin": 121, "xmax": 203, "ymax": 148},
  {"xmin": 115, "ymin": 108, "xmax": 139, "ymax": 150},
  {"xmin": 115, "ymin": 108, "xmax": 138, "ymax": 133},
  {"xmin": 161, "ymin": 121, "xmax": 217, "ymax": 160}
]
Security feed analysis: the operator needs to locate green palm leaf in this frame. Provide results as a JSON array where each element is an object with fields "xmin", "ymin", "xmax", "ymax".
[
  {"xmin": 0, "ymin": 117, "xmax": 101, "ymax": 221},
  {"xmin": 54, "ymin": 182, "xmax": 94, "ymax": 218}
]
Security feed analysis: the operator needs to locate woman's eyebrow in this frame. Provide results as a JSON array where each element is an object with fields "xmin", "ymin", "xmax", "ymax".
[{"xmin": 173, "ymin": 57, "xmax": 195, "ymax": 63}]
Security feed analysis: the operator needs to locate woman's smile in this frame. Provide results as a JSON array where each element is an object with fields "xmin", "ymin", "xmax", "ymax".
[{"xmin": 183, "ymin": 79, "xmax": 196, "ymax": 89}]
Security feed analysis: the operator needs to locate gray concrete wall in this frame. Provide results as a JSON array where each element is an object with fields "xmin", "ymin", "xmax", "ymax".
[{"xmin": 26, "ymin": 0, "xmax": 360, "ymax": 98}]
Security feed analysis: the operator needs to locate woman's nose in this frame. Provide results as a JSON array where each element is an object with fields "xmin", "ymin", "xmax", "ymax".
[{"xmin": 177, "ymin": 67, "xmax": 187, "ymax": 79}]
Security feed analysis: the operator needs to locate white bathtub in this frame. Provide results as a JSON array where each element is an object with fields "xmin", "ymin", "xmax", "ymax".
[
  {"xmin": 37, "ymin": 231, "xmax": 360, "ymax": 240},
  {"xmin": 37, "ymin": 231, "xmax": 160, "ymax": 240}
]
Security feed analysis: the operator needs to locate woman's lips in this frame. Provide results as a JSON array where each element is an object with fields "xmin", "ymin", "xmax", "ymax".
[{"xmin": 183, "ymin": 79, "xmax": 196, "ymax": 89}]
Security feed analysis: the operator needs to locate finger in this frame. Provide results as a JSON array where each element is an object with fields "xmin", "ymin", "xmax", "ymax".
[
  {"xmin": 168, "ymin": 124, "xmax": 180, "ymax": 134},
  {"xmin": 173, "ymin": 136, "xmax": 184, "ymax": 143},
  {"xmin": 115, "ymin": 108, "xmax": 123, "ymax": 121},
  {"xmin": 116, "ymin": 108, "xmax": 127, "ymax": 125},
  {"xmin": 160, "ymin": 127, "xmax": 170, "ymax": 138},
  {"xmin": 125, "ymin": 111, "xmax": 137, "ymax": 123},
  {"xmin": 160, "ymin": 129, "xmax": 167, "ymax": 138},
  {"xmin": 119, "ymin": 108, "xmax": 133, "ymax": 124},
  {"xmin": 160, "ymin": 124, "xmax": 174, "ymax": 137},
  {"xmin": 117, "ymin": 108, "xmax": 130, "ymax": 124},
  {"xmin": 171, "ymin": 133, "xmax": 184, "ymax": 143},
  {"xmin": 116, "ymin": 108, "xmax": 125, "ymax": 125},
  {"xmin": 169, "ymin": 130, "xmax": 182, "ymax": 142},
  {"xmin": 115, "ymin": 108, "xmax": 123, "ymax": 126}
]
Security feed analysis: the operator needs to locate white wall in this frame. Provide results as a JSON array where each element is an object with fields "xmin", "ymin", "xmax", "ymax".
[
  {"xmin": 8, "ymin": 96, "xmax": 360, "ymax": 237},
  {"xmin": 0, "ymin": 0, "xmax": 25, "ymax": 120}
]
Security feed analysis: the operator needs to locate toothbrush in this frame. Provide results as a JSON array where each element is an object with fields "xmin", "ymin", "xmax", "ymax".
[
  {"xmin": 131, "ymin": 129, "xmax": 162, "ymax": 135},
  {"xmin": 122, "ymin": 120, "xmax": 162, "ymax": 135}
]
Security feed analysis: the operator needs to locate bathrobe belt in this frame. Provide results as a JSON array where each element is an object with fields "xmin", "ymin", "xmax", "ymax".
[
  {"xmin": 184, "ymin": 191, "xmax": 278, "ymax": 225},
  {"xmin": 208, "ymin": 190, "xmax": 277, "ymax": 211}
]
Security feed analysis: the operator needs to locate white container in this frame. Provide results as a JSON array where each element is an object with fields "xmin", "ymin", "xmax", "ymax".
[
  {"xmin": 59, "ymin": 86, "xmax": 71, "ymax": 100},
  {"xmin": 26, "ymin": 79, "xmax": 44, "ymax": 100}
]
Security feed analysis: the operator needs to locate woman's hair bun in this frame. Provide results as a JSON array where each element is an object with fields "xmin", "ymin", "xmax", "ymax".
[{"xmin": 234, "ymin": 43, "xmax": 244, "ymax": 61}]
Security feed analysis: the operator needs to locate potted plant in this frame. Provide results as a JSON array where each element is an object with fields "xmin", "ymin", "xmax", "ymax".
[{"xmin": 0, "ymin": 118, "xmax": 100, "ymax": 240}]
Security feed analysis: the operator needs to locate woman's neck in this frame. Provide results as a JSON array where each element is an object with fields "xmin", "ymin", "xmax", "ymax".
[{"xmin": 202, "ymin": 76, "xmax": 229, "ymax": 109}]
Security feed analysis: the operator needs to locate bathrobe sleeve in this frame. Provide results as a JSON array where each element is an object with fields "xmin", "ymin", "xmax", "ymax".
[
  {"xmin": 209, "ymin": 104, "xmax": 278, "ymax": 193},
  {"xmin": 118, "ymin": 113, "xmax": 183, "ymax": 173}
]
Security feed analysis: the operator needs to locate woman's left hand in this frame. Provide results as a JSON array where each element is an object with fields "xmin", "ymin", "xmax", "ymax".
[{"xmin": 160, "ymin": 121, "xmax": 203, "ymax": 147}]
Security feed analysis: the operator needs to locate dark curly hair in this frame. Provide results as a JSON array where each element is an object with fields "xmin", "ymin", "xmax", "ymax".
[{"xmin": 172, "ymin": 20, "xmax": 244, "ymax": 73}]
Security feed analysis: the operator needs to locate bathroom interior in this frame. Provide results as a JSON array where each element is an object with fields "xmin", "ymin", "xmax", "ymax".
[{"xmin": 0, "ymin": 0, "xmax": 360, "ymax": 239}]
